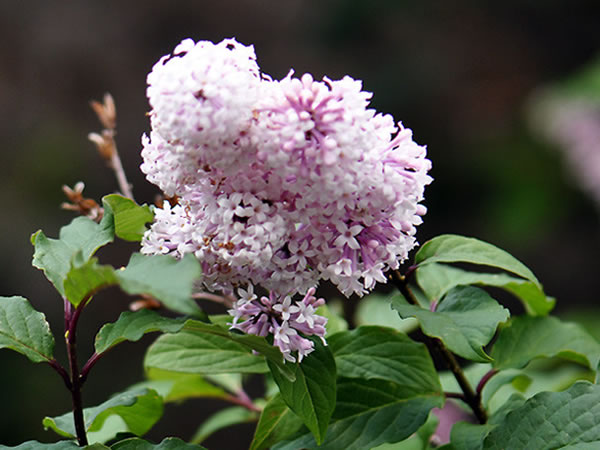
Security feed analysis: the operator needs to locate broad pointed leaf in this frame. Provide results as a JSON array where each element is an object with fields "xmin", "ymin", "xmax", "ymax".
[
  {"xmin": 490, "ymin": 315, "xmax": 600, "ymax": 370},
  {"xmin": 415, "ymin": 263, "xmax": 554, "ymax": 316},
  {"xmin": 483, "ymin": 381, "xmax": 600, "ymax": 449},
  {"xmin": 274, "ymin": 377, "xmax": 443, "ymax": 450},
  {"xmin": 43, "ymin": 388, "xmax": 162, "ymax": 443},
  {"xmin": 392, "ymin": 286, "xmax": 510, "ymax": 362},
  {"xmin": 370, "ymin": 413, "xmax": 439, "ymax": 450},
  {"xmin": 144, "ymin": 324, "xmax": 269, "ymax": 376},
  {"xmin": 182, "ymin": 320, "xmax": 295, "ymax": 381},
  {"xmin": 0, "ymin": 296, "xmax": 54, "ymax": 363},
  {"xmin": 111, "ymin": 438, "xmax": 206, "ymax": 450},
  {"xmin": 329, "ymin": 326, "xmax": 441, "ymax": 393},
  {"xmin": 102, "ymin": 194, "xmax": 154, "ymax": 242},
  {"xmin": 488, "ymin": 393, "xmax": 527, "ymax": 425},
  {"xmin": 116, "ymin": 253, "xmax": 202, "ymax": 317},
  {"xmin": 203, "ymin": 373, "xmax": 243, "ymax": 394},
  {"xmin": 64, "ymin": 258, "xmax": 118, "ymax": 307},
  {"xmin": 0, "ymin": 443, "xmax": 109, "ymax": 449},
  {"xmin": 449, "ymin": 422, "xmax": 494, "ymax": 450},
  {"xmin": 415, "ymin": 235, "xmax": 541, "ymax": 288},
  {"xmin": 141, "ymin": 368, "xmax": 229, "ymax": 402},
  {"xmin": 31, "ymin": 214, "xmax": 114, "ymax": 296},
  {"xmin": 190, "ymin": 406, "xmax": 257, "ymax": 444},
  {"xmin": 95, "ymin": 310, "xmax": 186, "ymax": 354},
  {"xmin": 268, "ymin": 339, "xmax": 336, "ymax": 445},
  {"xmin": 250, "ymin": 394, "xmax": 303, "ymax": 450},
  {"xmin": 354, "ymin": 294, "xmax": 418, "ymax": 333}
]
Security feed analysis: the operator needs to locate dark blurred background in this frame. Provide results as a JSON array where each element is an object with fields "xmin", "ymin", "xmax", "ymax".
[{"xmin": 1, "ymin": 1, "xmax": 600, "ymax": 448}]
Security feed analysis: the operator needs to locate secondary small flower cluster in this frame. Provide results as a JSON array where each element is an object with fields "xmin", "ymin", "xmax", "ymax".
[
  {"xmin": 533, "ymin": 96, "xmax": 600, "ymax": 206},
  {"xmin": 140, "ymin": 37, "xmax": 432, "ymax": 301},
  {"xmin": 229, "ymin": 286, "xmax": 327, "ymax": 362}
]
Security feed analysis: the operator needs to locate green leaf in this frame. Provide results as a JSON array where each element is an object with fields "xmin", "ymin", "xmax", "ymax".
[
  {"xmin": 250, "ymin": 394, "xmax": 304, "ymax": 450},
  {"xmin": 415, "ymin": 263, "xmax": 554, "ymax": 316},
  {"xmin": 371, "ymin": 412, "xmax": 439, "ymax": 450},
  {"xmin": 0, "ymin": 442, "xmax": 109, "ymax": 449},
  {"xmin": 183, "ymin": 320, "xmax": 295, "ymax": 381},
  {"xmin": 488, "ymin": 393, "xmax": 527, "ymax": 425},
  {"xmin": 190, "ymin": 406, "xmax": 257, "ymax": 444},
  {"xmin": 354, "ymin": 294, "xmax": 418, "ymax": 333},
  {"xmin": 268, "ymin": 339, "xmax": 336, "ymax": 445},
  {"xmin": 490, "ymin": 315, "xmax": 600, "ymax": 370},
  {"xmin": 392, "ymin": 286, "xmax": 510, "ymax": 362},
  {"xmin": 111, "ymin": 437, "xmax": 206, "ymax": 450},
  {"xmin": 116, "ymin": 253, "xmax": 202, "ymax": 317},
  {"xmin": 203, "ymin": 373, "xmax": 244, "ymax": 394},
  {"xmin": 450, "ymin": 422, "xmax": 494, "ymax": 450},
  {"xmin": 43, "ymin": 388, "xmax": 162, "ymax": 443},
  {"xmin": 329, "ymin": 326, "xmax": 442, "ymax": 393},
  {"xmin": 274, "ymin": 377, "xmax": 444, "ymax": 450},
  {"xmin": 102, "ymin": 194, "xmax": 154, "ymax": 242},
  {"xmin": 31, "ymin": 214, "xmax": 114, "ymax": 296},
  {"xmin": 142, "ymin": 368, "xmax": 229, "ymax": 402},
  {"xmin": 0, "ymin": 296, "xmax": 54, "ymax": 363},
  {"xmin": 485, "ymin": 363, "xmax": 594, "ymax": 415},
  {"xmin": 480, "ymin": 370, "xmax": 530, "ymax": 407},
  {"xmin": 144, "ymin": 323, "xmax": 269, "ymax": 376},
  {"xmin": 95, "ymin": 310, "xmax": 187, "ymax": 354},
  {"xmin": 415, "ymin": 235, "xmax": 541, "ymax": 288},
  {"xmin": 483, "ymin": 381, "xmax": 600, "ymax": 449},
  {"xmin": 64, "ymin": 258, "xmax": 118, "ymax": 307}
]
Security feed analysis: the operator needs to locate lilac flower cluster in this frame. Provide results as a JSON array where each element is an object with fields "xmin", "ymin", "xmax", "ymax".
[
  {"xmin": 140, "ymin": 38, "xmax": 431, "ymax": 360},
  {"xmin": 229, "ymin": 286, "xmax": 327, "ymax": 363},
  {"xmin": 141, "ymin": 38, "xmax": 432, "ymax": 297}
]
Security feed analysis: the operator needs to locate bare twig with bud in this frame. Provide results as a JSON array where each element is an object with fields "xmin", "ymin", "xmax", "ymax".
[
  {"xmin": 61, "ymin": 182, "xmax": 103, "ymax": 222},
  {"xmin": 88, "ymin": 93, "xmax": 134, "ymax": 200}
]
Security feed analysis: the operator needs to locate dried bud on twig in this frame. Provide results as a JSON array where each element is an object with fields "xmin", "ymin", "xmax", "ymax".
[
  {"xmin": 153, "ymin": 193, "xmax": 179, "ymax": 208},
  {"xmin": 61, "ymin": 182, "xmax": 103, "ymax": 222},
  {"xmin": 90, "ymin": 93, "xmax": 116, "ymax": 130},
  {"xmin": 129, "ymin": 295, "xmax": 162, "ymax": 312},
  {"xmin": 89, "ymin": 93, "xmax": 134, "ymax": 200},
  {"xmin": 87, "ymin": 131, "xmax": 115, "ymax": 161}
]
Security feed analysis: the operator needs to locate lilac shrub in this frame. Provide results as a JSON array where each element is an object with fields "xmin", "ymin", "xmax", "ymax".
[{"xmin": 4, "ymin": 38, "xmax": 600, "ymax": 450}]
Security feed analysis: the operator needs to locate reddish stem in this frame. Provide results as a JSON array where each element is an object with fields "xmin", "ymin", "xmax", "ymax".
[
  {"xmin": 80, "ymin": 352, "xmax": 104, "ymax": 384},
  {"xmin": 65, "ymin": 298, "xmax": 91, "ymax": 446},
  {"xmin": 47, "ymin": 359, "xmax": 72, "ymax": 390},
  {"xmin": 476, "ymin": 369, "xmax": 499, "ymax": 395},
  {"xmin": 224, "ymin": 389, "xmax": 261, "ymax": 413}
]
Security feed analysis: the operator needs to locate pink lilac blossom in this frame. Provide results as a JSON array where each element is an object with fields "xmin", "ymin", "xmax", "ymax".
[
  {"xmin": 140, "ymin": 37, "xmax": 432, "ymax": 359},
  {"xmin": 229, "ymin": 287, "xmax": 327, "ymax": 362}
]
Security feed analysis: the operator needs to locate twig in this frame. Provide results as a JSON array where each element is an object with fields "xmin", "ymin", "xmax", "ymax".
[
  {"xmin": 476, "ymin": 368, "xmax": 499, "ymax": 395},
  {"xmin": 79, "ymin": 352, "xmax": 104, "ymax": 385},
  {"xmin": 444, "ymin": 392, "xmax": 466, "ymax": 400},
  {"xmin": 64, "ymin": 297, "xmax": 93, "ymax": 446},
  {"xmin": 89, "ymin": 93, "xmax": 134, "ymax": 200},
  {"xmin": 224, "ymin": 389, "xmax": 261, "ymax": 413},
  {"xmin": 47, "ymin": 359, "xmax": 72, "ymax": 391},
  {"xmin": 390, "ymin": 270, "xmax": 488, "ymax": 424}
]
